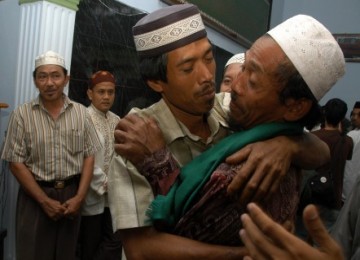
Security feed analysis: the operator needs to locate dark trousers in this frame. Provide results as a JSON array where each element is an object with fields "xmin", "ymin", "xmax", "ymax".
[
  {"xmin": 78, "ymin": 207, "xmax": 122, "ymax": 260},
  {"xmin": 16, "ymin": 184, "xmax": 81, "ymax": 260}
]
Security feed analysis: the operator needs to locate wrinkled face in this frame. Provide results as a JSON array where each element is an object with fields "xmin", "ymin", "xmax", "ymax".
[
  {"xmin": 34, "ymin": 64, "xmax": 69, "ymax": 103},
  {"xmin": 351, "ymin": 108, "xmax": 360, "ymax": 129},
  {"xmin": 229, "ymin": 36, "xmax": 288, "ymax": 130},
  {"xmin": 220, "ymin": 63, "xmax": 243, "ymax": 93},
  {"xmin": 157, "ymin": 37, "xmax": 216, "ymax": 117},
  {"xmin": 87, "ymin": 82, "xmax": 116, "ymax": 113}
]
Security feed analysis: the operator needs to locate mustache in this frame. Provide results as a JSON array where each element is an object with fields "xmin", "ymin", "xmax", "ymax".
[
  {"xmin": 199, "ymin": 81, "xmax": 216, "ymax": 94},
  {"xmin": 230, "ymin": 91, "xmax": 238, "ymax": 101}
]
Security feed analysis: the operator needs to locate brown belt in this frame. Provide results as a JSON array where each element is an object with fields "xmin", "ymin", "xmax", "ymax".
[{"xmin": 37, "ymin": 175, "xmax": 80, "ymax": 189}]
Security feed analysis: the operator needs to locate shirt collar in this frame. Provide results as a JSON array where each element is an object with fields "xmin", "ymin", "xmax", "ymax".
[
  {"xmin": 154, "ymin": 99, "xmax": 224, "ymax": 145},
  {"xmin": 31, "ymin": 94, "xmax": 73, "ymax": 110},
  {"xmin": 89, "ymin": 103, "xmax": 109, "ymax": 118}
]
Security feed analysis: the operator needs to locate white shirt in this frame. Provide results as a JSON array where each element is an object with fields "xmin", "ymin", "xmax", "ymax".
[
  {"xmin": 342, "ymin": 128, "xmax": 360, "ymax": 201},
  {"xmin": 82, "ymin": 104, "xmax": 120, "ymax": 216}
]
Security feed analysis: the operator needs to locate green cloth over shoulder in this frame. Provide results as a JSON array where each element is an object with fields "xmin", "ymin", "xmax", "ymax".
[{"xmin": 148, "ymin": 122, "xmax": 303, "ymax": 227}]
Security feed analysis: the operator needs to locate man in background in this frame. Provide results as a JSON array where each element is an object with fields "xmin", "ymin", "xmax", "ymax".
[
  {"xmin": 219, "ymin": 53, "xmax": 245, "ymax": 108},
  {"xmin": 310, "ymin": 98, "xmax": 353, "ymax": 229},
  {"xmin": 220, "ymin": 52, "xmax": 245, "ymax": 93},
  {"xmin": 343, "ymin": 101, "xmax": 360, "ymax": 200},
  {"xmin": 78, "ymin": 70, "xmax": 122, "ymax": 259},
  {"xmin": 1, "ymin": 50, "xmax": 101, "ymax": 260}
]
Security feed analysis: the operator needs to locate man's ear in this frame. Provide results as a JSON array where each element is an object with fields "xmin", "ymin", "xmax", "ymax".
[
  {"xmin": 87, "ymin": 89, "xmax": 93, "ymax": 101},
  {"xmin": 65, "ymin": 75, "xmax": 70, "ymax": 85},
  {"xmin": 284, "ymin": 98, "xmax": 313, "ymax": 121},
  {"xmin": 147, "ymin": 79, "xmax": 164, "ymax": 93}
]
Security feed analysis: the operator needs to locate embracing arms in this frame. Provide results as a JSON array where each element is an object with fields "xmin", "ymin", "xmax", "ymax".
[{"xmin": 114, "ymin": 114, "xmax": 329, "ymax": 201}]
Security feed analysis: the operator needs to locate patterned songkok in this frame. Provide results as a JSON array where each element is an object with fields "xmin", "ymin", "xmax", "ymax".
[{"xmin": 133, "ymin": 4, "xmax": 207, "ymax": 58}]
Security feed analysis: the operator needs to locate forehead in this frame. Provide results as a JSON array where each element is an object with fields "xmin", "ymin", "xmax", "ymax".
[
  {"xmin": 352, "ymin": 108, "xmax": 360, "ymax": 114},
  {"xmin": 246, "ymin": 36, "xmax": 286, "ymax": 74},
  {"xmin": 36, "ymin": 64, "xmax": 64, "ymax": 74},
  {"xmin": 92, "ymin": 81, "xmax": 116, "ymax": 90},
  {"xmin": 167, "ymin": 37, "xmax": 212, "ymax": 64},
  {"xmin": 224, "ymin": 63, "xmax": 242, "ymax": 75}
]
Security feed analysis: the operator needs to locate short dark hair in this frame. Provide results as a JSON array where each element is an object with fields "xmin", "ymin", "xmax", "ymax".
[
  {"xmin": 273, "ymin": 54, "xmax": 322, "ymax": 130},
  {"xmin": 323, "ymin": 98, "xmax": 348, "ymax": 127},
  {"xmin": 139, "ymin": 53, "xmax": 168, "ymax": 83},
  {"xmin": 32, "ymin": 67, "xmax": 68, "ymax": 78}
]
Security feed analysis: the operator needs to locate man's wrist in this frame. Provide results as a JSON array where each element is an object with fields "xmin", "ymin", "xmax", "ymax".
[{"xmin": 137, "ymin": 148, "xmax": 178, "ymax": 178}]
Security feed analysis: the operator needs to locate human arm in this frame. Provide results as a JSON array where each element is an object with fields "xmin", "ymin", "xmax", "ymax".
[
  {"xmin": 114, "ymin": 113, "xmax": 165, "ymax": 165},
  {"xmin": 114, "ymin": 114, "xmax": 180, "ymax": 195},
  {"xmin": 239, "ymin": 203, "xmax": 344, "ymax": 260},
  {"xmin": 119, "ymin": 226, "xmax": 247, "ymax": 260},
  {"xmin": 226, "ymin": 132, "xmax": 330, "ymax": 202},
  {"xmin": 9, "ymin": 162, "xmax": 67, "ymax": 220},
  {"xmin": 63, "ymin": 155, "xmax": 94, "ymax": 217},
  {"xmin": 108, "ymin": 145, "xmax": 246, "ymax": 259}
]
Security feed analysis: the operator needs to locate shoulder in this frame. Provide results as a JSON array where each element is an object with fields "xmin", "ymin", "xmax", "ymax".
[
  {"xmin": 345, "ymin": 135, "xmax": 354, "ymax": 144},
  {"xmin": 70, "ymin": 101, "xmax": 87, "ymax": 111},
  {"xmin": 211, "ymin": 93, "xmax": 230, "ymax": 127},
  {"xmin": 9, "ymin": 100, "xmax": 38, "ymax": 122},
  {"xmin": 130, "ymin": 99, "xmax": 168, "ymax": 119},
  {"xmin": 67, "ymin": 100, "xmax": 89, "ymax": 117},
  {"xmin": 108, "ymin": 110, "xmax": 120, "ymax": 120},
  {"xmin": 347, "ymin": 129, "xmax": 360, "ymax": 143}
]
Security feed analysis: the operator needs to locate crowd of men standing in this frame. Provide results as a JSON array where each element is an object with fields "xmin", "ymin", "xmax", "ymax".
[{"xmin": 1, "ymin": 2, "xmax": 360, "ymax": 260}]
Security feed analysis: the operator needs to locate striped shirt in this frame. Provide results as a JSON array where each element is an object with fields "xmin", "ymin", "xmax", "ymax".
[{"xmin": 1, "ymin": 95, "xmax": 102, "ymax": 181}]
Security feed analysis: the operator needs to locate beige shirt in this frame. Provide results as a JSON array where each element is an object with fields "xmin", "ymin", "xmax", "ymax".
[
  {"xmin": 108, "ymin": 93, "xmax": 231, "ymax": 231},
  {"xmin": 82, "ymin": 105, "xmax": 120, "ymax": 216},
  {"xmin": 1, "ymin": 95, "xmax": 101, "ymax": 181}
]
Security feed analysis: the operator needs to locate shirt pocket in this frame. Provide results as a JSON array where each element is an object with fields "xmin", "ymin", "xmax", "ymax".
[{"xmin": 63, "ymin": 129, "xmax": 84, "ymax": 155}]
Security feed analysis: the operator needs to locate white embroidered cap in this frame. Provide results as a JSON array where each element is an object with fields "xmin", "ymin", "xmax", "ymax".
[
  {"xmin": 35, "ymin": 50, "xmax": 66, "ymax": 69},
  {"xmin": 268, "ymin": 14, "xmax": 345, "ymax": 101},
  {"xmin": 225, "ymin": 53, "xmax": 245, "ymax": 68},
  {"xmin": 133, "ymin": 4, "xmax": 207, "ymax": 58}
]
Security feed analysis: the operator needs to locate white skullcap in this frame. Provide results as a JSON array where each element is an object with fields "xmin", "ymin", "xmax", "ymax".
[
  {"xmin": 225, "ymin": 53, "xmax": 245, "ymax": 68},
  {"xmin": 268, "ymin": 14, "xmax": 345, "ymax": 101},
  {"xmin": 35, "ymin": 50, "xmax": 66, "ymax": 69}
]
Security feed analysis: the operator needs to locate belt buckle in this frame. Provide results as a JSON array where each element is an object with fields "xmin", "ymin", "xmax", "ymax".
[{"xmin": 54, "ymin": 180, "xmax": 65, "ymax": 189}]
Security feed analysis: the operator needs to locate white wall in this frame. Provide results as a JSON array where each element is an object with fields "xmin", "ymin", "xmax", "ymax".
[
  {"xmin": 0, "ymin": 0, "xmax": 20, "ymax": 145},
  {"xmin": 0, "ymin": 1, "xmax": 21, "ymax": 259},
  {"xmin": 271, "ymin": 0, "xmax": 360, "ymax": 116}
]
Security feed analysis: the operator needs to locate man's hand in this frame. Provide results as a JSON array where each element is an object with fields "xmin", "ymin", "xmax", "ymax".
[
  {"xmin": 114, "ymin": 114, "xmax": 166, "ymax": 165},
  {"xmin": 239, "ymin": 203, "xmax": 344, "ymax": 260},
  {"xmin": 40, "ymin": 197, "xmax": 67, "ymax": 221},
  {"xmin": 63, "ymin": 195, "xmax": 83, "ymax": 218},
  {"xmin": 226, "ymin": 136, "xmax": 293, "ymax": 202}
]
